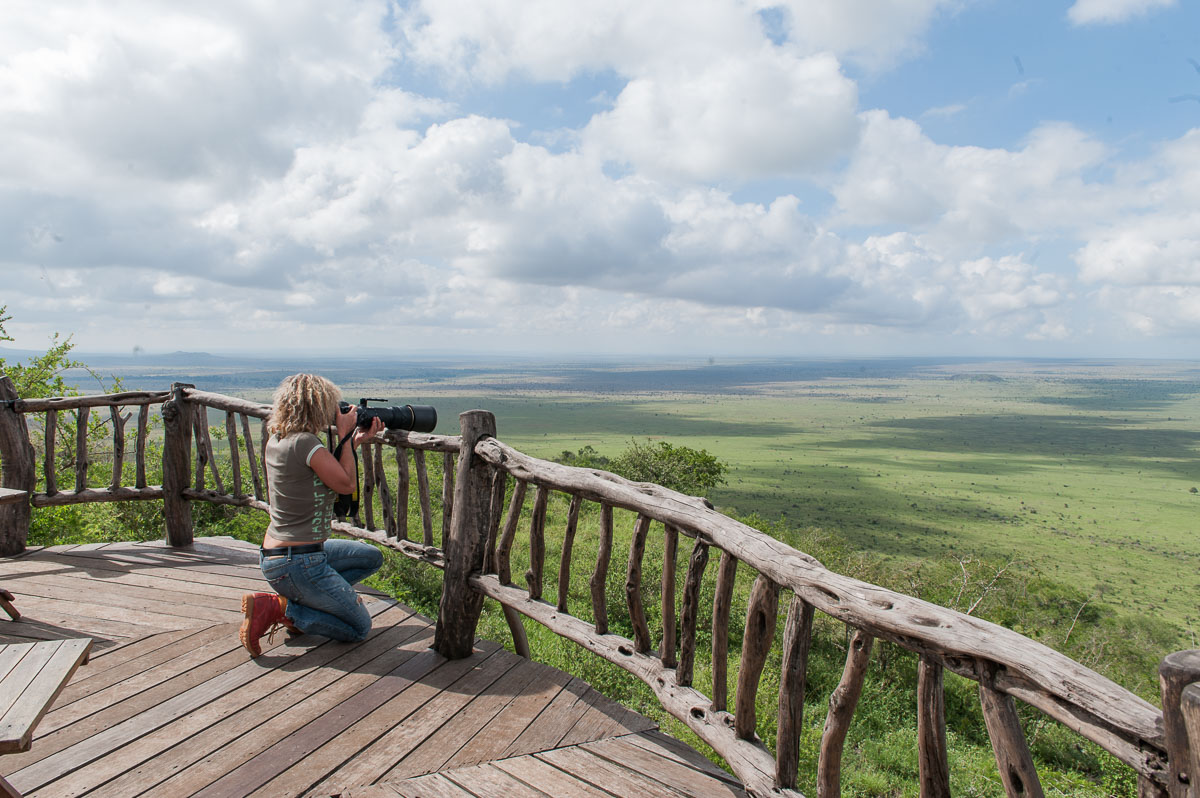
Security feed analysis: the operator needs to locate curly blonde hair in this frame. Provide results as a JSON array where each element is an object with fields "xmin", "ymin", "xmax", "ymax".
[{"xmin": 269, "ymin": 373, "xmax": 341, "ymax": 438}]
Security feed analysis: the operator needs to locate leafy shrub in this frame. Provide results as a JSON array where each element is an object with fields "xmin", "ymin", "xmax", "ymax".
[{"xmin": 608, "ymin": 438, "xmax": 727, "ymax": 496}]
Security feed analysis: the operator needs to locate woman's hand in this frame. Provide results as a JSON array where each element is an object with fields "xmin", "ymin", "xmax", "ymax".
[
  {"xmin": 335, "ymin": 403, "xmax": 358, "ymax": 440},
  {"xmin": 353, "ymin": 416, "xmax": 385, "ymax": 447}
]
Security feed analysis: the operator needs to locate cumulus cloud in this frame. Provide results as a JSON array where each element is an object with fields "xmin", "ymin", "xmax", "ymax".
[
  {"xmin": 583, "ymin": 50, "xmax": 859, "ymax": 183},
  {"xmin": 1, "ymin": 0, "xmax": 1197, "ymax": 357},
  {"xmin": 752, "ymin": 0, "xmax": 963, "ymax": 69},
  {"xmin": 1067, "ymin": 0, "xmax": 1177, "ymax": 26},
  {"xmin": 831, "ymin": 111, "xmax": 1116, "ymax": 245}
]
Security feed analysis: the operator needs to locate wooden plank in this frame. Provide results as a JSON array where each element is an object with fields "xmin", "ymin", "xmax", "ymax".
[
  {"xmin": 0, "ymin": 605, "xmax": 142, "ymax": 647},
  {"xmin": 623, "ymin": 729, "xmax": 745, "ymax": 787},
  {"xmin": 293, "ymin": 645, "xmax": 523, "ymax": 795},
  {"xmin": 557, "ymin": 698, "xmax": 655, "ymax": 748},
  {"xmin": 360, "ymin": 651, "xmax": 545, "ymax": 783},
  {"xmin": 2, "ymin": 573, "xmax": 242, "ymax": 624},
  {"xmin": 210, "ymin": 644, "xmax": 507, "ymax": 798},
  {"xmin": 334, "ymin": 783, "xmax": 408, "ymax": 798},
  {"xmin": 0, "ymin": 488, "xmax": 27, "ymax": 505},
  {"xmin": 34, "ymin": 622, "xmax": 239, "ymax": 735},
  {"xmin": 186, "ymin": 643, "xmax": 501, "ymax": 796},
  {"xmin": 0, "ymin": 643, "xmax": 55, "ymax": 725},
  {"xmin": 2, "ymin": 624, "xmax": 244, "ymax": 773},
  {"xmin": 537, "ymin": 745, "xmax": 692, "ymax": 798},
  {"xmin": 438, "ymin": 662, "xmax": 573, "ymax": 771},
  {"xmin": 5, "ymin": 621, "xmax": 304, "ymax": 795},
  {"xmin": 501, "ymin": 676, "xmax": 596, "ymax": 758},
  {"xmin": 49, "ymin": 606, "xmax": 423, "ymax": 798},
  {"xmin": 0, "ymin": 550, "xmax": 265, "ymax": 593},
  {"xmin": 130, "ymin": 608, "xmax": 428, "ymax": 798},
  {"xmin": 4, "ymin": 593, "xmax": 211, "ymax": 633},
  {"xmin": 0, "ymin": 555, "xmax": 252, "ymax": 600},
  {"xmin": 583, "ymin": 734, "xmax": 750, "ymax": 797},
  {"xmin": 492, "ymin": 753, "xmax": 616, "ymax": 798},
  {"xmin": 441, "ymin": 763, "xmax": 551, "ymax": 798},
  {"xmin": 0, "ymin": 638, "xmax": 91, "ymax": 754},
  {"xmin": 54, "ymin": 628, "xmax": 213, "ymax": 700},
  {"xmin": 388, "ymin": 773, "xmax": 476, "ymax": 798}
]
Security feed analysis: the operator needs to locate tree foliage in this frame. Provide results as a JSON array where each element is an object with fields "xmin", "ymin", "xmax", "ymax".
[
  {"xmin": 552, "ymin": 445, "xmax": 610, "ymax": 469},
  {"xmin": 554, "ymin": 439, "xmax": 728, "ymax": 497},
  {"xmin": 608, "ymin": 438, "xmax": 726, "ymax": 496}
]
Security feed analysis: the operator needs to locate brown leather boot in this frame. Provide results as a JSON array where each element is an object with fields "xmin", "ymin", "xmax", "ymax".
[{"xmin": 239, "ymin": 592, "xmax": 285, "ymax": 657}]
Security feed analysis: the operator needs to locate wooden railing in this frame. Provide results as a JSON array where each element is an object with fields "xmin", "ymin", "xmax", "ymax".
[{"xmin": 4, "ymin": 377, "xmax": 1200, "ymax": 797}]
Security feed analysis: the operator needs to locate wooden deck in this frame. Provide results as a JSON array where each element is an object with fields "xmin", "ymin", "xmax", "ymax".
[{"xmin": 0, "ymin": 538, "xmax": 748, "ymax": 797}]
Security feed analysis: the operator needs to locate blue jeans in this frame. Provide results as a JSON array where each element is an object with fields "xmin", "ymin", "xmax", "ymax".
[{"xmin": 259, "ymin": 539, "xmax": 383, "ymax": 642}]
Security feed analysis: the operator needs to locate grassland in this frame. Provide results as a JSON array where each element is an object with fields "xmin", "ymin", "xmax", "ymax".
[
  {"xmin": 316, "ymin": 359, "xmax": 1200, "ymax": 638},
  {"xmin": 45, "ymin": 353, "xmax": 1200, "ymax": 795},
  {"xmin": 78, "ymin": 354, "xmax": 1200, "ymax": 632}
]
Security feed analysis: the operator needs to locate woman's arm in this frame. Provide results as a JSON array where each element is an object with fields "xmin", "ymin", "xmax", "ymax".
[{"xmin": 309, "ymin": 410, "xmax": 385, "ymax": 494}]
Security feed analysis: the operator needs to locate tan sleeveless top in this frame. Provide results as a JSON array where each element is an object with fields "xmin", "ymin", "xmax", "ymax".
[{"xmin": 264, "ymin": 432, "xmax": 334, "ymax": 543}]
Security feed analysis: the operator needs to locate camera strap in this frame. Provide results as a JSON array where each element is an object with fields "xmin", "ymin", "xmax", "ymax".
[{"xmin": 331, "ymin": 431, "xmax": 360, "ymax": 519}]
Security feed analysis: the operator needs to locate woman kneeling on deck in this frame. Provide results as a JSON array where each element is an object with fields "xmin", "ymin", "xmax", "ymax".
[{"xmin": 240, "ymin": 373, "xmax": 385, "ymax": 657}]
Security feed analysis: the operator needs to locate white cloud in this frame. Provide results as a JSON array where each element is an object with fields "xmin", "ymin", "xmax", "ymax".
[
  {"xmin": 754, "ymin": 0, "xmax": 964, "ymax": 69},
  {"xmin": 1067, "ymin": 0, "xmax": 1177, "ymax": 26},
  {"xmin": 583, "ymin": 50, "xmax": 859, "ymax": 183},
  {"xmin": 831, "ymin": 111, "xmax": 1116, "ymax": 245},
  {"xmin": 0, "ymin": 0, "xmax": 1197, "ymax": 358}
]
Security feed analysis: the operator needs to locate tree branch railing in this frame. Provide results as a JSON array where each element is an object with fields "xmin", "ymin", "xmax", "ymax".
[{"xmin": 3, "ymin": 383, "xmax": 1198, "ymax": 797}]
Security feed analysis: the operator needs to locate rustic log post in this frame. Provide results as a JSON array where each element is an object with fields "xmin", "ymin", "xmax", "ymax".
[
  {"xmin": 735, "ymin": 574, "xmax": 780, "ymax": 740},
  {"xmin": 414, "ymin": 449, "xmax": 433, "ymax": 545},
  {"xmin": 488, "ymin": 472, "xmax": 531, "ymax": 657},
  {"xmin": 818, "ymin": 629, "xmax": 874, "ymax": 798},
  {"xmin": 442, "ymin": 451, "xmax": 455, "ymax": 542},
  {"xmin": 161, "ymin": 384, "xmax": 195, "ymax": 547},
  {"xmin": 191, "ymin": 408, "xmax": 205, "ymax": 491},
  {"xmin": 625, "ymin": 514, "xmax": 653, "ymax": 654},
  {"xmin": 557, "ymin": 494, "xmax": 583, "ymax": 613},
  {"xmin": 241, "ymin": 413, "xmax": 263, "ymax": 500},
  {"xmin": 660, "ymin": 523, "xmax": 679, "ymax": 669},
  {"xmin": 361, "ymin": 441, "xmax": 376, "ymax": 530},
  {"xmin": 590, "ymin": 502, "xmax": 614, "ymax": 634},
  {"xmin": 778, "ymin": 594, "xmax": 814, "ymax": 790},
  {"xmin": 375, "ymin": 444, "xmax": 395, "ymax": 537},
  {"xmin": 979, "ymin": 663, "xmax": 1044, "ymax": 798},
  {"xmin": 74, "ymin": 405, "xmax": 89, "ymax": 492},
  {"xmin": 525, "ymin": 485, "xmax": 548, "ymax": 601},
  {"xmin": 135, "ymin": 404, "xmax": 150, "ymax": 488},
  {"xmin": 0, "ymin": 375, "xmax": 35, "ymax": 555},
  {"xmin": 43, "ymin": 408, "xmax": 57, "ymax": 495},
  {"xmin": 711, "ymin": 550, "xmax": 739, "ymax": 711},
  {"xmin": 677, "ymin": 539, "xmax": 710, "ymax": 686},
  {"xmin": 395, "ymin": 446, "xmax": 410, "ymax": 541},
  {"xmin": 110, "ymin": 406, "xmax": 129, "ymax": 490},
  {"xmin": 259, "ymin": 419, "xmax": 270, "ymax": 497},
  {"xmin": 224, "ymin": 411, "xmax": 241, "ymax": 496},
  {"xmin": 484, "ymin": 469, "xmax": 507, "ymax": 573},
  {"xmin": 434, "ymin": 410, "xmax": 496, "ymax": 659},
  {"xmin": 1181, "ymin": 683, "xmax": 1200, "ymax": 798},
  {"xmin": 1160, "ymin": 650, "xmax": 1200, "ymax": 796},
  {"xmin": 918, "ymin": 656, "xmax": 952, "ymax": 798}
]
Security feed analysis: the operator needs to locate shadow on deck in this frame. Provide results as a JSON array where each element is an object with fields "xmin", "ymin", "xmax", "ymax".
[{"xmin": 0, "ymin": 538, "xmax": 747, "ymax": 797}]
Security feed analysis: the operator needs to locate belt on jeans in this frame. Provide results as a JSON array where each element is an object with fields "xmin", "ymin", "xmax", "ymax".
[{"xmin": 260, "ymin": 543, "xmax": 324, "ymax": 556}]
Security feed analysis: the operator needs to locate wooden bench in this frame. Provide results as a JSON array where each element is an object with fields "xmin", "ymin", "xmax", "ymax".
[
  {"xmin": 0, "ymin": 638, "xmax": 92, "ymax": 798},
  {"xmin": 0, "ymin": 489, "xmax": 27, "ymax": 506}
]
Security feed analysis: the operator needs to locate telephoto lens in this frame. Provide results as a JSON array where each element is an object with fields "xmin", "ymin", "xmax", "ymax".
[{"xmin": 339, "ymin": 400, "xmax": 437, "ymax": 433}]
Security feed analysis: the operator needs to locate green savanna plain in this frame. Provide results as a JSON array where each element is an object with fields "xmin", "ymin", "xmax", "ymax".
[
  {"xmin": 53, "ymin": 354, "xmax": 1200, "ymax": 793},
  {"xmin": 336, "ymin": 357, "xmax": 1200, "ymax": 637}
]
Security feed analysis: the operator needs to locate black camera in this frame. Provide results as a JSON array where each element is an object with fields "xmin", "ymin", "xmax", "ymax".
[{"xmin": 339, "ymin": 398, "xmax": 437, "ymax": 433}]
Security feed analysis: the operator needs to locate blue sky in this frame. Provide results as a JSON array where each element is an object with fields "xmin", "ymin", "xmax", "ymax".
[{"xmin": 1, "ymin": 0, "xmax": 1199, "ymax": 359}]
